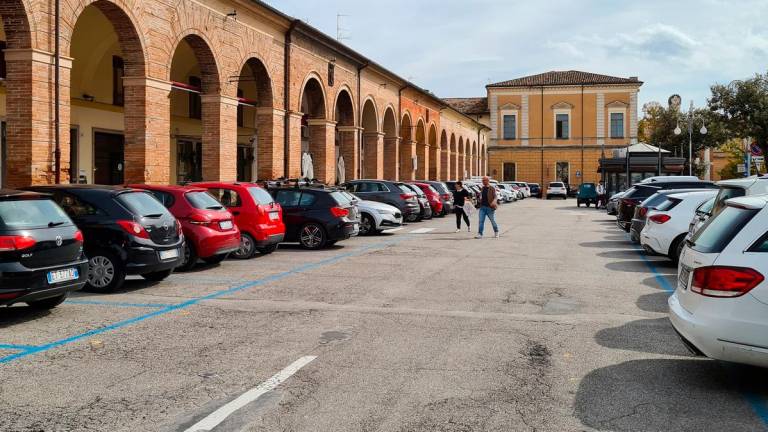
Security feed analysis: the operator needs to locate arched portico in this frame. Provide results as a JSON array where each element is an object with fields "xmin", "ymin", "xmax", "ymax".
[
  {"xmin": 399, "ymin": 113, "xmax": 414, "ymax": 181},
  {"xmin": 440, "ymin": 130, "xmax": 449, "ymax": 181},
  {"xmin": 360, "ymin": 98, "xmax": 382, "ymax": 179},
  {"xmin": 428, "ymin": 124, "xmax": 439, "ymax": 180},
  {"xmin": 299, "ymin": 76, "xmax": 335, "ymax": 183},
  {"xmin": 334, "ymin": 89, "xmax": 356, "ymax": 183},
  {"xmin": 415, "ymin": 119, "xmax": 427, "ymax": 180},
  {"xmin": 236, "ymin": 57, "xmax": 277, "ymax": 181},
  {"xmin": 382, "ymin": 107, "xmax": 398, "ymax": 180}
]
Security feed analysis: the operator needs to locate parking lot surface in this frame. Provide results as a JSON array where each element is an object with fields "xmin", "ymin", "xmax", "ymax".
[{"xmin": 1, "ymin": 199, "xmax": 767, "ymax": 431}]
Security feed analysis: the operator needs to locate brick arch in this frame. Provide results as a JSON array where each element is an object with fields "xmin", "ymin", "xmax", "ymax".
[
  {"xmin": 333, "ymin": 86, "xmax": 356, "ymax": 126},
  {"xmin": 399, "ymin": 112, "xmax": 414, "ymax": 180},
  {"xmin": 299, "ymin": 73, "xmax": 327, "ymax": 119},
  {"xmin": 382, "ymin": 105, "xmax": 398, "ymax": 180},
  {"xmin": 440, "ymin": 130, "xmax": 449, "ymax": 181},
  {"xmin": 415, "ymin": 119, "xmax": 427, "ymax": 180},
  {"xmin": 170, "ymin": 32, "xmax": 221, "ymax": 94},
  {"xmin": 238, "ymin": 56, "xmax": 275, "ymax": 109},
  {"xmin": 0, "ymin": 0, "xmax": 33, "ymax": 49},
  {"xmin": 428, "ymin": 123, "xmax": 439, "ymax": 180}
]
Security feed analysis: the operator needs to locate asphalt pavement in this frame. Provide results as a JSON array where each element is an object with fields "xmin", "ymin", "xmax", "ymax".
[{"xmin": 0, "ymin": 199, "xmax": 767, "ymax": 432}]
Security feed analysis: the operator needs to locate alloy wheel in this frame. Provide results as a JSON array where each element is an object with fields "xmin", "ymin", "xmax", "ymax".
[
  {"xmin": 360, "ymin": 215, "xmax": 373, "ymax": 235},
  {"xmin": 300, "ymin": 224, "xmax": 324, "ymax": 248},
  {"xmin": 234, "ymin": 234, "xmax": 254, "ymax": 258}
]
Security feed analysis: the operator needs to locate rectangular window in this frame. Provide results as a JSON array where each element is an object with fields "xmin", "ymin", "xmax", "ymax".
[
  {"xmin": 0, "ymin": 41, "xmax": 7, "ymax": 80},
  {"xmin": 176, "ymin": 140, "xmax": 202, "ymax": 183},
  {"xmin": 503, "ymin": 162, "xmax": 516, "ymax": 181},
  {"xmin": 556, "ymin": 114, "xmax": 569, "ymax": 139},
  {"xmin": 237, "ymin": 89, "xmax": 244, "ymax": 127},
  {"xmin": 610, "ymin": 112, "xmax": 624, "ymax": 138},
  {"xmin": 189, "ymin": 76, "xmax": 202, "ymax": 119},
  {"xmin": 112, "ymin": 56, "xmax": 125, "ymax": 106},
  {"xmin": 236, "ymin": 144, "xmax": 254, "ymax": 182},
  {"xmin": 503, "ymin": 115, "xmax": 516, "ymax": 140}
]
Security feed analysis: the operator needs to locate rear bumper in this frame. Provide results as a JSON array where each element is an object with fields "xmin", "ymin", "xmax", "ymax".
[
  {"xmin": 328, "ymin": 221, "xmax": 359, "ymax": 241},
  {"xmin": 0, "ymin": 260, "xmax": 88, "ymax": 306},
  {"xmin": 125, "ymin": 245, "xmax": 183, "ymax": 275},
  {"xmin": 255, "ymin": 233, "xmax": 284, "ymax": 247},
  {"xmin": 190, "ymin": 229, "xmax": 241, "ymax": 258},
  {"xmin": 629, "ymin": 219, "xmax": 645, "ymax": 242}
]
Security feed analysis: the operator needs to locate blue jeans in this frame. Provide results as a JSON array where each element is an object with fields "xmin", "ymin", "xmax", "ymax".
[{"xmin": 477, "ymin": 207, "xmax": 499, "ymax": 235}]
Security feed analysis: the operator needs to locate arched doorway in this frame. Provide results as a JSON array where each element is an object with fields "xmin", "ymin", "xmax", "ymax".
[
  {"xmin": 360, "ymin": 98, "xmax": 381, "ymax": 179},
  {"xmin": 334, "ymin": 89, "xmax": 355, "ymax": 183},
  {"xmin": 236, "ymin": 57, "xmax": 274, "ymax": 182},
  {"xmin": 169, "ymin": 34, "xmax": 221, "ymax": 183},
  {"xmin": 399, "ymin": 113, "xmax": 413, "ymax": 181},
  {"xmin": 299, "ymin": 76, "xmax": 332, "ymax": 182},
  {"xmin": 415, "ymin": 119, "xmax": 427, "ymax": 180},
  {"xmin": 428, "ymin": 124, "xmax": 438, "ymax": 180},
  {"xmin": 382, "ymin": 107, "xmax": 398, "ymax": 180},
  {"xmin": 472, "ymin": 141, "xmax": 478, "ymax": 177},
  {"xmin": 449, "ymin": 134, "xmax": 457, "ymax": 180},
  {"xmin": 439, "ymin": 130, "xmax": 449, "ymax": 181},
  {"xmin": 457, "ymin": 137, "xmax": 465, "ymax": 180}
]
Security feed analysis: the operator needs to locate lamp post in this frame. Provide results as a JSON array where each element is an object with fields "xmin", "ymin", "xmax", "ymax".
[{"xmin": 674, "ymin": 100, "xmax": 707, "ymax": 176}]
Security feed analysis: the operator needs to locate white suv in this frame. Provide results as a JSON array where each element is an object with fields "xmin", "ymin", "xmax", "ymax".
[
  {"xmin": 670, "ymin": 194, "xmax": 768, "ymax": 368},
  {"xmin": 546, "ymin": 182, "xmax": 567, "ymax": 200},
  {"xmin": 641, "ymin": 190, "xmax": 717, "ymax": 261}
]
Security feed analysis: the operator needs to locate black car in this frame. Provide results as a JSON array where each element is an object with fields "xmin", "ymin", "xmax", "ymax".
[
  {"xmin": 0, "ymin": 190, "xmax": 88, "ymax": 309},
  {"xmin": 26, "ymin": 185, "xmax": 184, "ymax": 292},
  {"xmin": 403, "ymin": 183, "xmax": 433, "ymax": 221},
  {"xmin": 616, "ymin": 181, "xmax": 718, "ymax": 232},
  {"xmin": 269, "ymin": 187, "xmax": 360, "ymax": 249},
  {"xmin": 528, "ymin": 183, "xmax": 542, "ymax": 198},
  {"xmin": 344, "ymin": 180, "xmax": 420, "ymax": 222},
  {"xmin": 629, "ymin": 188, "xmax": 714, "ymax": 243}
]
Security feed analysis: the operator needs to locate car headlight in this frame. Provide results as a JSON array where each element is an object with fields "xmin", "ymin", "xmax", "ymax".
[{"xmin": 377, "ymin": 209, "xmax": 393, "ymax": 215}]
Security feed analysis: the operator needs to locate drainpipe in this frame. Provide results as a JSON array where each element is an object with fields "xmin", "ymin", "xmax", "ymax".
[
  {"xmin": 540, "ymin": 86, "xmax": 544, "ymax": 187},
  {"xmin": 356, "ymin": 62, "xmax": 369, "ymax": 179},
  {"xmin": 54, "ymin": 0, "xmax": 61, "ymax": 184},
  {"xmin": 283, "ymin": 20, "xmax": 299, "ymax": 178},
  {"xmin": 581, "ymin": 85, "xmax": 584, "ymax": 185}
]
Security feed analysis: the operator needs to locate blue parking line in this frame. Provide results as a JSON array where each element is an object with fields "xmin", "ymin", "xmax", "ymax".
[
  {"xmin": 0, "ymin": 344, "xmax": 36, "ymax": 352},
  {"xmin": 0, "ymin": 237, "xmax": 407, "ymax": 365},
  {"xmin": 635, "ymin": 249, "xmax": 675, "ymax": 293},
  {"xmin": 65, "ymin": 299, "xmax": 173, "ymax": 308}
]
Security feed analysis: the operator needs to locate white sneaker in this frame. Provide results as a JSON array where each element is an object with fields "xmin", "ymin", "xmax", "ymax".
[
  {"xmin": 494, "ymin": 232, "xmax": 500, "ymax": 238},
  {"xmin": 475, "ymin": 234, "xmax": 483, "ymax": 239},
  {"xmin": 455, "ymin": 229, "xmax": 461, "ymax": 233},
  {"xmin": 467, "ymin": 227, "xmax": 471, "ymax": 232}
]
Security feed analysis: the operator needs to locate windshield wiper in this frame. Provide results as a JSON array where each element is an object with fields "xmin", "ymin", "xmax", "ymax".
[
  {"xmin": 48, "ymin": 221, "xmax": 65, "ymax": 227},
  {"xmin": 143, "ymin": 213, "xmax": 164, "ymax": 219}
]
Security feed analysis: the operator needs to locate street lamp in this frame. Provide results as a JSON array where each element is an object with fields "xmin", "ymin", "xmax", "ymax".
[{"xmin": 673, "ymin": 100, "xmax": 707, "ymax": 176}]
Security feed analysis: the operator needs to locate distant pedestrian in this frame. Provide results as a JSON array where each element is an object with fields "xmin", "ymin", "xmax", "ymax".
[
  {"xmin": 476, "ymin": 176, "xmax": 500, "ymax": 239},
  {"xmin": 596, "ymin": 181, "xmax": 607, "ymax": 208},
  {"xmin": 452, "ymin": 181, "xmax": 471, "ymax": 232}
]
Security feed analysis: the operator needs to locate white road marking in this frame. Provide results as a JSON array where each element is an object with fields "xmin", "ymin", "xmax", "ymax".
[
  {"xmin": 409, "ymin": 228, "xmax": 436, "ymax": 234},
  {"xmin": 381, "ymin": 227, "xmax": 404, "ymax": 233},
  {"xmin": 184, "ymin": 356, "xmax": 317, "ymax": 432}
]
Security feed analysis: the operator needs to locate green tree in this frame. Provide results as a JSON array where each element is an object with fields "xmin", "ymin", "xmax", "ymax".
[
  {"xmin": 638, "ymin": 101, "xmax": 727, "ymax": 156},
  {"xmin": 708, "ymin": 73, "xmax": 768, "ymax": 155}
]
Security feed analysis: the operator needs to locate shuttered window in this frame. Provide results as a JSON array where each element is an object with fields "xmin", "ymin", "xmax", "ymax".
[
  {"xmin": 503, "ymin": 115, "xmax": 516, "ymax": 140},
  {"xmin": 610, "ymin": 113, "xmax": 624, "ymax": 138}
]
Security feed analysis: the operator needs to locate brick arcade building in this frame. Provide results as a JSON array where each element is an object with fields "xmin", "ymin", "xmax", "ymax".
[{"xmin": 0, "ymin": 0, "xmax": 489, "ymax": 188}]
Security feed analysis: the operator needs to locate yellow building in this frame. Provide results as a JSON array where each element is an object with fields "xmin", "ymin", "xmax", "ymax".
[{"xmin": 449, "ymin": 71, "xmax": 642, "ymax": 189}]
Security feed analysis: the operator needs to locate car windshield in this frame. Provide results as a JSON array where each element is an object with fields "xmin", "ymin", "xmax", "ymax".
[
  {"xmin": 248, "ymin": 187, "xmax": 275, "ymax": 205},
  {"xmin": 186, "ymin": 191, "xmax": 224, "ymax": 210},
  {"xmin": 118, "ymin": 192, "xmax": 171, "ymax": 218},
  {"xmin": 628, "ymin": 185, "xmax": 660, "ymax": 199},
  {"xmin": 0, "ymin": 199, "xmax": 71, "ymax": 230},
  {"xmin": 331, "ymin": 191, "xmax": 354, "ymax": 207},
  {"xmin": 691, "ymin": 205, "xmax": 759, "ymax": 254},
  {"xmin": 712, "ymin": 186, "xmax": 745, "ymax": 215}
]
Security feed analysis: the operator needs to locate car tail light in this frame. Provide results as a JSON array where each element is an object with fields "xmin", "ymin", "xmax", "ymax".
[
  {"xmin": 330, "ymin": 207, "xmax": 349, "ymax": 218},
  {"xmin": 74, "ymin": 230, "xmax": 84, "ymax": 243},
  {"xmin": 691, "ymin": 266, "xmax": 764, "ymax": 298},
  {"xmin": 176, "ymin": 220, "xmax": 183, "ymax": 236},
  {"xmin": 188, "ymin": 212, "xmax": 212, "ymax": 226},
  {"xmin": 639, "ymin": 207, "xmax": 648, "ymax": 218},
  {"xmin": 117, "ymin": 220, "xmax": 150, "ymax": 239},
  {"xmin": 0, "ymin": 235, "xmax": 37, "ymax": 251},
  {"xmin": 441, "ymin": 193, "xmax": 451, "ymax": 200},
  {"xmin": 400, "ymin": 193, "xmax": 415, "ymax": 200},
  {"xmin": 648, "ymin": 214, "xmax": 671, "ymax": 224},
  {"xmin": 0, "ymin": 291, "xmax": 23, "ymax": 300}
]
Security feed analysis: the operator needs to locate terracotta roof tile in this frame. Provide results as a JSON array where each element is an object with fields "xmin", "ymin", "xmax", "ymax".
[
  {"xmin": 443, "ymin": 97, "xmax": 489, "ymax": 115},
  {"xmin": 488, "ymin": 70, "xmax": 642, "ymax": 88}
]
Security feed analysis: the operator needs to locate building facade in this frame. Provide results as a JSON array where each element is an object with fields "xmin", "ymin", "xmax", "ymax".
[
  {"xmin": 450, "ymin": 71, "xmax": 642, "ymax": 188},
  {"xmin": 0, "ymin": 0, "xmax": 488, "ymax": 188}
]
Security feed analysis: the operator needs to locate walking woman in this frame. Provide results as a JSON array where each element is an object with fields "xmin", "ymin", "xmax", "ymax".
[{"xmin": 452, "ymin": 181, "xmax": 471, "ymax": 232}]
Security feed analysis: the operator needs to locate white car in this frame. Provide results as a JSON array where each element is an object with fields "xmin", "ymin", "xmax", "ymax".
[
  {"xmin": 546, "ymin": 182, "xmax": 567, "ymax": 199},
  {"xmin": 640, "ymin": 175, "xmax": 700, "ymax": 184},
  {"xmin": 670, "ymin": 194, "xmax": 768, "ymax": 368},
  {"xmin": 687, "ymin": 175, "xmax": 768, "ymax": 239},
  {"xmin": 355, "ymin": 199, "xmax": 403, "ymax": 235},
  {"xmin": 686, "ymin": 196, "xmax": 716, "ymax": 238},
  {"xmin": 640, "ymin": 190, "xmax": 717, "ymax": 261},
  {"xmin": 496, "ymin": 184, "xmax": 516, "ymax": 202}
]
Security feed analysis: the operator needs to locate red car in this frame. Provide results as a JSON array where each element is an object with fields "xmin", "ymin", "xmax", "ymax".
[
  {"xmin": 129, "ymin": 184, "xmax": 241, "ymax": 271},
  {"xmin": 411, "ymin": 182, "xmax": 444, "ymax": 217},
  {"xmin": 193, "ymin": 182, "xmax": 285, "ymax": 259}
]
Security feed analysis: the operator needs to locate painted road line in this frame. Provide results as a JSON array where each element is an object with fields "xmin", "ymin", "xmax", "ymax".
[
  {"xmin": 0, "ymin": 344, "xmax": 36, "ymax": 351},
  {"xmin": 65, "ymin": 299, "xmax": 174, "ymax": 308},
  {"xmin": 183, "ymin": 356, "xmax": 317, "ymax": 432},
  {"xmin": 409, "ymin": 228, "xmax": 436, "ymax": 234},
  {"xmin": 381, "ymin": 227, "xmax": 404, "ymax": 234}
]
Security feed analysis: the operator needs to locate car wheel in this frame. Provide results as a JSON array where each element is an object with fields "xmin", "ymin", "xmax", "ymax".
[
  {"xmin": 359, "ymin": 214, "xmax": 375, "ymax": 236},
  {"xmin": 299, "ymin": 223, "xmax": 327, "ymax": 250},
  {"xmin": 669, "ymin": 234, "xmax": 687, "ymax": 263},
  {"xmin": 27, "ymin": 294, "xmax": 67, "ymax": 310},
  {"xmin": 257, "ymin": 244, "xmax": 279, "ymax": 255},
  {"xmin": 176, "ymin": 242, "xmax": 198, "ymax": 272},
  {"xmin": 142, "ymin": 269, "xmax": 173, "ymax": 282},
  {"xmin": 202, "ymin": 254, "xmax": 228, "ymax": 265},
  {"xmin": 577, "ymin": 201, "xmax": 581, "ymax": 207},
  {"xmin": 85, "ymin": 251, "xmax": 126, "ymax": 293},
  {"xmin": 232, "ymin": 233, "xmax": 256, "ymax": 259}
]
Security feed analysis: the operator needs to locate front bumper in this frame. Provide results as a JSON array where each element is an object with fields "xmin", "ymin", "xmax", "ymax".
[{"xmin": 0, "ymin": 260, "xmax": 88, "ymax": 306}]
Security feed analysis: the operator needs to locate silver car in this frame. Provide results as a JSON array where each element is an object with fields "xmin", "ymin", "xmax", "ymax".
[{"xmin": 355, "ymin": 198, "xmax": 403, "ymax": 235}]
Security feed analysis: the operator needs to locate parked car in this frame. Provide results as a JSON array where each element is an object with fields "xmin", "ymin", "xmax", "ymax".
[
  {"xmin": 419, "ymin": 181, "xmax": 453, "ymax": 215},
  {"xmin": 344, "ymin": 180, "xmax": 420, "ymax": 222},
  {"xmin": 410, "ymin": 182, "xmax": 444, "ymax": 217},
  {"xmin": 0, "ymin": 190, "xmax": 88, "ymax": 309},
  {"xmin": 514, "ymin": 182, "xmax": 532, "ymax": 198},
  {"xmin": 576, "ymin": 183, "xmax": 598, "ymax": 208},
  {"xmin": 710, "ymin": 176, "xmax": 768, "ymax": 217},
  {"xmin": 26, "ymin": 185, "xmax": 183, "ymax": 292},
  {"xmin": 629, "ymin": 188, "xmax": 715, "ymax": 243},
  {"xmin": 403, "ymin": 183, "xmax": 433, "ymax": 220},
  {"xmin": 606, "ymin": 191, "xmax": 626, "ymax": 215},
  {"xmin": 355, "ymin": 198, "xmax": 403, "ymax": 236},
  {"xmin": 616, "ymin": 180, "xmax": 717, "ymax": 232},
  {"xmin": 528, "ymin": 183, "xmax": 542, "ymax": 198},
  {"xmin": 640, "ymin": 190, "xmax": 718, "ymax": 261},
  {"xmin": 687, "ymin": 197, "xmax": 716, "ymax": 238},
  {"xmin": 268, "ymin": 187, "xmax": 359, "ymax": 249},
  {"xmin": 496, "ymin": 184, "xmax": 517, "ymax": 202},
  {"xmin": 670, "ymin": 194, "xmax": 768, "ymax": 368},
  {"xmin": 130, "ymin": 185, "xmax": 241, "ymax": 270},
  {"xmin": 640, "ymin": 175, "xmax": 700, "ymax": 184},
  {"xmin": 194, "ymin": 182, "xmax": 285, "ymax": 259},
  {"xmin": 444, "ymin": 181, "xmax": 478, "ymax": 206},
  {"xmin": 546, "ymin": 182, "xmax": 568, "ymax": 199}
]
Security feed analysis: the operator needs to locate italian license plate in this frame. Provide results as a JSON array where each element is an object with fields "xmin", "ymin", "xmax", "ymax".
[
  {"xmin": 219, "ymin": 220, "xmax": 233, "ymax": 230},
  {"xmin": 47, "ymin": 268, "xmax": 78, "ymax": 284},
  {"xmin": 159, "ymin": 249, "xmax": 179, "ymax": 260},
  {"xmin": 269, "ymin": 212, "xmax": 280, "ymax": 221},
  {"xmin": 679, "ymin": 267, "xmax": 691, "ymax": 290}
]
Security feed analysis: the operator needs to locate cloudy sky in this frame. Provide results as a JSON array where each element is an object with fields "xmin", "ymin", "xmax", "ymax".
[{"xmin": 265, "ymin": 0, "xmax": 768, "ymax": 111}]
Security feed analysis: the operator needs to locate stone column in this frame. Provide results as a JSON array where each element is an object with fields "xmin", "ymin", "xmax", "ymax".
[
  {"xmin": 123, "ymin": 76, "xmax": 172, "ymax": 184},
  {"xmin": 429, "ymin": 146, "xmax": 440, "ymax": 180},
  {"xmin": 201, "ymin": 94, "xmax": 238, "ymax": 181},
  {"xmin": 338, "ymin": 126, "xmax": 361, "ymax": 181},
  {"xmin": 362, "ymin": 131, "xmax": 384, "ymax": 180},
  {"xmin": 383, "ymin": 136, "xmax": 400, "ymax": 180},
  {"xmin": 286, "ymin": 112, "xmax": 303, "ymax": 178},
  {"xmin": 399, "ymin": 139, "xmax": 416, "ymax": 181},
  {"xmin": 416, "ymin": 143, "xmax": 428, "ymax": 180},
  {"xmin": 307, "ymin": 119, "xmax": 337, "ymax": 184},
  {"xmin": 256, "ymin": 107, "xmax": 285, "ymax": 180}
]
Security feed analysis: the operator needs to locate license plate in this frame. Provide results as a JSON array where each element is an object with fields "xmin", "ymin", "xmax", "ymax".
[
  {"xmin": 679, "ymin": 267, "xmax": 691, "ymax": 290},
  {"xmin": 219, "ymin": 220, "xmax": 233, "ymax": 230},
  {"xmin": 269, "ymin": 212, "xmax": 280, "ymax": 221},
  {"xmin": 47, "ymin": 268, "xmax": 78, "ymax": 284},
  {"xmin": 159, "ymin": 249, "xmax": 179, "ymax": 260}
]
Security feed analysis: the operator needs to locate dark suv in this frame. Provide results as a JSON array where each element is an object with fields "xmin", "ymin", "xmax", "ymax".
[
  {"xmin": 26, "ymin": 186, "xmax": 184, "ymax": 292},
  {"xmin": 616, "ymin": 181, "xmax": 717, "ymax": 232},
  {"xmin": 0, "ymin": 190, "xmax": 88, "ymax": 309},
  {"xmin": 344, "ymin": 180, "xmax": 420, "ymax": 222}
]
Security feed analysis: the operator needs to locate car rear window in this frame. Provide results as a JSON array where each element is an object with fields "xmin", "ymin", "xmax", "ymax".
[
  {"xmin": 549, "ymin": 183, "xmax": 563, "ymax": 188},
  {"xmin": 713, "ymin": 186, "xmax": 746, "ymax": 215},
  {"xmin": 750, "ymin": 232, "xmax": 768, "ymax": 253},
  {"xmin": 642, "ymin": 193, "xmax": 671, "ymax": 209},
  {"xmin": 431, "ymin": 183, "xmax": 448, "ymax": 194},
  {"xmin": 655, "ymin": 198, "xmax": 681, "ymax": 212},
  {"xmin": 397, "ymin": 184, "xmax": 414, "ymax": 194},
  {"xmin": 628, "ymin": 185, "xmax": 660, "ymax": 199},
  {"xmin": 186, "ymin": 191, "xmax": 224, "ymax": 210},
  {"xmin": 118, "ymin": 192, "xmax": 171, "ymax": 218},
  {"xmin": 691, "ymin": 206, "xmax": 758, "ymax": 254},
  {"xmin": 0, "ymin": 199, "xmax": 71, "ymax": 230},
  {"xmin": 331, "ymin": 191, "xmax": 354, "ymax": 207},
  {"xmin": 248, "ymin": 187, "xmax": 275, "ymax": 205}
]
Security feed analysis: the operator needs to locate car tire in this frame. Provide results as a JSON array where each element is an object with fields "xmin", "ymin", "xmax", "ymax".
[
  {"xmin": 202, "ymin": 254, "xmax": 228, "ymax": 265},
  {"xmin": 27, "ymin": 294, "xmax": 67, "ymax": 310},
  {"xmin": 359, "ymin": 214, "xmax": 375, "ymax": 236},
  {"xmin": 257, "ymin": 244, "xmax": 279, "ymax": 255},
  {"xmin": 232, "ymin": 233, "xmax": 256, "ymax": 259},
  {"xmin": 85, "ymin": 250, "xmax": 126, "ymax": 293},
  {"xmin": 669, "ymin": 234, "xmax": 687, "ymax": 263},
  {"xmin": 142, "ymin": 269, "xmax": 173, "ymax": 282},
  {"xmin": 577, "ymin": 201, "xmax": 581, "ymax": 207},
  {"xmin": 299, "ymin": 223, "xmax": 327, "ymax": 250},
  {"xmin": 177, "ymin": 242, "xmax": 198, "ymax": 272}
]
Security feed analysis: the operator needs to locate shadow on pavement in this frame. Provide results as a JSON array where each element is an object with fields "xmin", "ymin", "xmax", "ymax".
[
  {"xmin": 605, "ymin": 260, "xmax": 677, "ymax": 275},
  {"xmin": 574, "ymin": 359, "xmax": 768, "ymax": 432},
  {"xmin": 580, "ymin": 241, "xmax": 637, "ymax": 249},
  {"xmin": 0, "ymin": 307, "xmax": 53, "ymax": 328},
  {"xmin": 594, "ymin": 317, "xmax": 690, "ymax": 356},
  {"xmin": 636, "ymin": 292, "xmax": 670, "ymax": 313},
  {"xmin": 597, "ymin": 250, "xmax": 647, "ymax": 259},
  {"xmin": 642, "ymin": 275, "xmax": 675, "ymax": 291}
]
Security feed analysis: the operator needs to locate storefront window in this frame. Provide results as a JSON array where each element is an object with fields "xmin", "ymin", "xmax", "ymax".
[
  {"xmin": 177, "ymin": 140, "xmax": 202, "ymax": 184},
  {"xmin": 237, "ymin": 144, "xmax": 255, "ymax": 182}
]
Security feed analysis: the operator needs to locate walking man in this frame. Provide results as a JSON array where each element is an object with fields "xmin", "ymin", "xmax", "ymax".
[
  {"xmin": 596, "ymin": 181, "xmax": 607, "ymax": 209},
  {"xmin": 452, "ymin": 181, "xmax": 471, "ymax": 232},
  {"xmin": 476, "ymin": 176, "xmax": 500, "ymax": 239}
]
